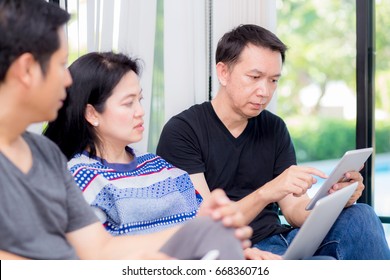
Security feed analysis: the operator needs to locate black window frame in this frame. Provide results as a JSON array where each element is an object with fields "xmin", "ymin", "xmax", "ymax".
[{"xmin": 356, "ymin": 0, "xmax": 389, "ymax": 224}]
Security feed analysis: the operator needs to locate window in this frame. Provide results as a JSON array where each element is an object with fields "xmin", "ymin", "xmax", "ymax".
[
  {"xmin": 374, "ymin": 0, "xmax": 390, "ymax": 242},
  {"xmin": 277, "ymin": 0, "xmax": 389, "ymax": 244}
]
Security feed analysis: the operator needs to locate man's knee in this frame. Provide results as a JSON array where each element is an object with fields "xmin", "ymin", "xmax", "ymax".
[
  {"xmin": 344, "ymin": 203, "xmax": 380, "ymax": 224},
  {"xmin": 339, "ymin": 203, "xmax": 384, "ymax": 239}
]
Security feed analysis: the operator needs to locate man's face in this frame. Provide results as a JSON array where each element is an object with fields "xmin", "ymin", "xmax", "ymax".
[
  {"xmin": 220, "ymin": 43, "xmax": 282, "ymax": 119},
  {"xmin": 30, "ymin": 27, "xmax": 72, "ymax": 122}
]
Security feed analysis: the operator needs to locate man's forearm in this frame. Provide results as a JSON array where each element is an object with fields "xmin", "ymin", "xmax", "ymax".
[
  {"xmin": 99, "ymin": 225, "xmax": 181, "ymax": 259},
  {"xmin": 280, "ymin": 196, "xmax": 311, "ymax": 228},
  {"xmin": 235, "ymin": 190, "xmax": 272, "ymax": 225},
  {"xmin": 0, "ymin": 250, "xmax": 29, "ymax": 260}
]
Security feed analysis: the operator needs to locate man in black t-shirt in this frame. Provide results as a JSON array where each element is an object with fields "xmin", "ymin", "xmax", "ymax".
[{"xmin": 157, "ymin": 24, "xmax": 390, "ymax": 259}]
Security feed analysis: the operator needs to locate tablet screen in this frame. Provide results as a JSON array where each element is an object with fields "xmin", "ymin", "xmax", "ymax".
[{"xmin": 305, "ymin": 147, "xmax": 373, "ymax": 210}]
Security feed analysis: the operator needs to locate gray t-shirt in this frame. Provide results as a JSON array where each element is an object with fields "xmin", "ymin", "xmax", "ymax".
[{"xmin": 0, "ymin": 132, "xmax": 98, "ymax": 259}]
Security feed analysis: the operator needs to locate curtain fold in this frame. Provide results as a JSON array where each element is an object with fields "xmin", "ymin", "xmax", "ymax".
[
  {"xmin": 164, "ymin": 0, "xmax": 208, "ymax": 123},
  {"xmin": 115, "ymin": 0, "xmax": 157, "ymax": 153}
]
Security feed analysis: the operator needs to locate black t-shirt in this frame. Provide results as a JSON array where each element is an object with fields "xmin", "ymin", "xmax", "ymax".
[{"xmin": 157, "ymin": 102, "xmax": 297, "ymax": 244}]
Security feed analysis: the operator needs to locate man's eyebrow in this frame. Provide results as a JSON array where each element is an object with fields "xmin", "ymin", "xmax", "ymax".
[{"xmin": 249, "ymin": 69, "xmax": 281, "ymax": 77}]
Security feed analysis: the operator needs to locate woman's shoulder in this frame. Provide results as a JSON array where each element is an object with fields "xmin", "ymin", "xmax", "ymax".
[
  {"xmin": 67, "ymin": 152, "xmax": 102, "ymax": 172},
  {"xmin": 135, "ymin": 151, "xmax": 171, "ymax": 166},
  {"xmin": 135, "ymin": 151, "xmax": 190, "ymax": 176}
]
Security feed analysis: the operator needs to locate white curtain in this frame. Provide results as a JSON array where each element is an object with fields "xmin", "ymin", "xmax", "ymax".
[
  {"xmin": 164, "ymin": 0, "xmax": 278, "ymax": 123},
  {"xmin": 163, "ymin": 0, "xmax": 209, "ymax": 122},
  {"xmin": 56, "ymin": 0, "xmax": 157, "ymax": 152},
  {"xmin": 115, "ymin": 0, "xmax": 157, "ymax": 153},
  {"xmin": 210, "ymin": 0, "xmax": 277, "ymax": 111}
]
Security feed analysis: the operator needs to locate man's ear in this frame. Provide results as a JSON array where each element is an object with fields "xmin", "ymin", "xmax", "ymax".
[
  {"xmin": 8, "ymin": 53, "xmax": 40, "ymax": 87},
  {"xmin": 85, "ymin": 104, "xmax": 100, "ymax": 127},
  {"xmin": 216, "ymin": 62, "xmax": 229, "ymax": 87}
]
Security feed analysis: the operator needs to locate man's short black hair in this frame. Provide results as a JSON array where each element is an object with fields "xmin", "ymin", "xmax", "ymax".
[
  {"xmin": 0, "ymin": 0, "xmax": 70, "ymax": 82},
  {"xmin": 216, "ymin": 24, "xmax": 287, "ymax": 67}
]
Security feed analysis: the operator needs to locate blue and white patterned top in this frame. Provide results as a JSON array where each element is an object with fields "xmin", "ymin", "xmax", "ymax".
[{"xmin": 68, "ymin": 148, "xmax": 202, "ymax": 236}]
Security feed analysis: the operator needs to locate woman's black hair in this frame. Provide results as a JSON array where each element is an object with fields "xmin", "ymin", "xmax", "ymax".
[{"xmin": 44, "ymin": 52, "xmax": 142, "ymax": 160}]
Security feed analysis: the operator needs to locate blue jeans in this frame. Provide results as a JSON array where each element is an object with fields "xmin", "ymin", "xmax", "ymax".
[{"xmin": 253, "ymin": 204, "xmax": 390, "ymax": 260}]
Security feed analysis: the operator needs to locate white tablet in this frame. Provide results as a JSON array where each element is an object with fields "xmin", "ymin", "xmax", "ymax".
[
  {"xmin": 284, "ymin": 182, "xmax": 358, "ymax": 259},
  {"xmin": 305, "ymin": 147, "xmax": 373, "ymax": 210}
]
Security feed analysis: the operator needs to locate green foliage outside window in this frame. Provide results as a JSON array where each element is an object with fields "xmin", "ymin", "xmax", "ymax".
[
  {"xmin": 289, "ymin": 118, "xmax": 390, "ymax": 163},
  {"xmin": 277, "ymin": 0, "xmax": 390, "ymax": 163}
]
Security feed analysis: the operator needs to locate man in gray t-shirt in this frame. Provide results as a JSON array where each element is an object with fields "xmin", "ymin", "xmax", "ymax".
[{"xmin": 0, "ymin": 132, "xmax": 98, "ymax": 259}]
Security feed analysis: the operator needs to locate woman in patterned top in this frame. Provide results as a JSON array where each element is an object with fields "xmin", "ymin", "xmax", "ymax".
[{"xmin": 44, "ymin": 52, "xmax": 202, "ymax": 236}]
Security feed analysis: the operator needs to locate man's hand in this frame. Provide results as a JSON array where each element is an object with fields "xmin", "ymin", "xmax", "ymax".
[
  {"xmin": 197, "ymin": 188, "xmax": 253, "ymax": 249},
  {"xmin": 130, "ymin": 251, "xmax": 175, "ymax": 260},
  {"xmin": 260, "ymin": 165, "xmax": 328, "ymax": 203},
  {"xmin": 198, "ymin": 189, "xmax": 244, "ymax": 226},
  {"xmin": 329, "ymin": 169, "xmax": 365, "ymax": 207},
  {"xmin": 244, "ymin": 248, "xmax": 282, "ymax": 260}
]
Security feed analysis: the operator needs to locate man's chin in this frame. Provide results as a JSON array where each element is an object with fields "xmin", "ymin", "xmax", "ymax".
[
  {"xmin": 45, "ymin": 111, "xmax": 59, "ymax": 123},
  {"xmin": 246, "ymin": 109, "xmax": 264, "ymax": 118}
]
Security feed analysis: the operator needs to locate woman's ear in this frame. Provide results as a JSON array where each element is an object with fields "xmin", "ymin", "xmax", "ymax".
[
  {"xmin": 85, "ymin": 104, "xmax": 100, "ymax": 127},
  {"xmin": 216, "ymin": 62, "xmax": 229, "ymax": 87}
]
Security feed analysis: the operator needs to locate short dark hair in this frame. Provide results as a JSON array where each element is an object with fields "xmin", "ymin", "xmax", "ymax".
[
  {"xmin": 215, "ymin": 24, "xmax": 287, "ymax": 67},
  {"xmin": 44, "ymin": 52, "xmax": 142, "ymax": 160},
  {"xmin": 0, "ymin": 0, "xmax": 70, "ymax": 82}
]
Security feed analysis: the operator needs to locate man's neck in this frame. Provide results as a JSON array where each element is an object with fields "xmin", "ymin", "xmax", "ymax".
[
  {"xmin": 211, "ymin": 93, "xmax": 248, "ymax": 138},
  {"xmin": 0, "ymin": 132, "xmax": 33, "ymax": 174},
  {"xmin": 0, "ymin": 122, "xmax": 25, "ymax": 148},
  {"xmin": 0, "ymin": 91, "xmax": 29, "ymax": 147},
  {"xmin": 0, "ymin": 94, "xmax": 33, "ymax": 174}
]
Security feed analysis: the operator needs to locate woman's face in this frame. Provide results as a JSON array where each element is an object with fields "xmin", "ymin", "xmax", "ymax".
[{"xmin": 94, "ymin": 70, "xmax": 144, "ymax": 148}]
